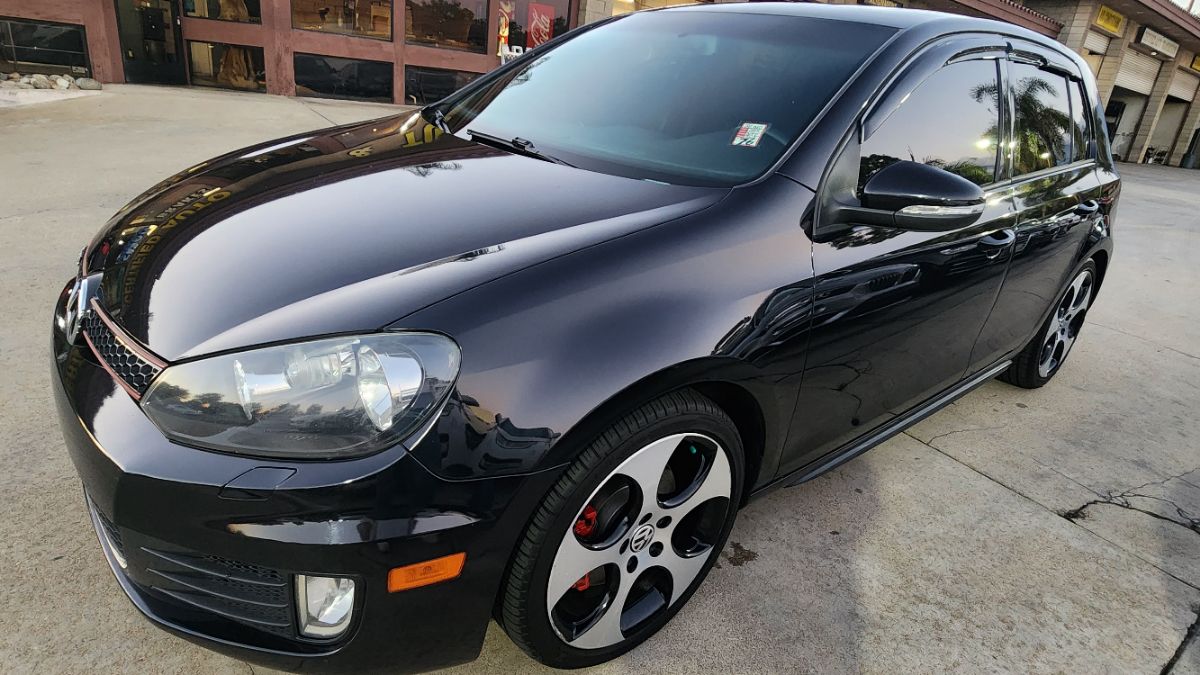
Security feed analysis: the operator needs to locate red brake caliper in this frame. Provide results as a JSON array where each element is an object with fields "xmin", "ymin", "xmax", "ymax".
[
  {"xmin": 571, "ymin": 505, "xmax": 599, "ymax": 592},
  {"xmin": 574, "ymin": 505, "xmax": 598, "ymax": 538}
]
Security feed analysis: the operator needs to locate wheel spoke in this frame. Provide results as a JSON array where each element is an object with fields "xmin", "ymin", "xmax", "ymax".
[
  {"xmin": 568, "ymin": 573, "xmax": 634, "ymax": 649},
  {"xmin": 547, "ymin": 534, "xmax": 621, "ymax": 605},
  {"xmin": 614, "ymin": 434, "xmax": 686, "ymax": 504},
  {"xmin": 660, "ymin": 547, "xmax": 711, "ymax": 607},
  {"xmin": 668, "ymin": 445, "xmax": 732, "ymax": 512}
]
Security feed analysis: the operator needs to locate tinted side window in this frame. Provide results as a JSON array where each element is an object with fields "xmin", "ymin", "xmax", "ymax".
[
  {"xmin": 860, "ymin": 60, "xmax": 1001, "ymax": 190},
  {"xmin": 1010, "ymin": 63, "xmax": 1073, "ymax": 174},
  {"xmin": 1069, "ymin": 80, "xmax": 1093, "ymax": 161}
]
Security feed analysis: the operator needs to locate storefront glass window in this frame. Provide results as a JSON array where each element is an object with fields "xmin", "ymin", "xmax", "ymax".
[
  {"xmin": 497, "ymin": 0, "xmax": 569, "ymax": 52},
  {"xmin": 183, "ymin": 0, "xmax": 262, "ymax": 23},
  {"xmin": 404, "ymin": 65, "xmax": 476, "ymax": 105},
  {"xmin": 292, "ymin": 1, "xmax": 393, "ymax": 40},
  {"xmin": 294, "ymin": 52, "xmax": 393, "ymax": 102},
  {"xmin": 406, "ymin": 0, "xmax": 488, "ymax": 52},
  {"xmin": 0, "ymin": 17, "xmax": 90, "ymax": 76},
  {"xmin": 188, "ymin": 41, "xmax": 265, "ymax": 91}
]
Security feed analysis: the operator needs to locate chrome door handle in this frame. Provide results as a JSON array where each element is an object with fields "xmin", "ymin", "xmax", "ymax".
[{"xmin": 1075, "ymin": 200, "xmax": 1100, "ymax": 215}]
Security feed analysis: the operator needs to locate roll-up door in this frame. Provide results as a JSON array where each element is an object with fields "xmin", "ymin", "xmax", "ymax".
[
  {"xmin": 1169, "ymin": 69, "xmax": 1199, "ymax": 102},
  {"xmin": 1084, "ymin": 31, "xmax": 1111, "ymax": 54},
  {"xmin": 1115, "ymin": 50, "xmax": 1162, "ymax": 95}
]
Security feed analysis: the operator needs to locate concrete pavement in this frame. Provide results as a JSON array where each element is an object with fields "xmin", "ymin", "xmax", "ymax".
[{"xmin": 0, "ymin": 85, "xmax": 1197, "ymax": 674}]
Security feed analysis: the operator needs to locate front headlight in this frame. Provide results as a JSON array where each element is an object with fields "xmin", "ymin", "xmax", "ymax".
[{"xmin": 141, "ymin": 333, "xmax": 460, "ymax": 459}]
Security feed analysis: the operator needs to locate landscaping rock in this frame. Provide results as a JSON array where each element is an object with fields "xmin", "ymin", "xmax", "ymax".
[
  {"xmin": 76, "ymin": 78, "xmax": 102, "ymax": 90},
  {"xmin": 0, "ymin": 80, "xmax": 18, "ymax": 89},
  {"xmin": 53, "ymin": 77, "xmax": 70, "ymax": 90},
  {"xmin": 30, "ymin": 74, "xmax": 52, "ymax": 89},
  {"xmin": 6, "ymin": 71, "xmax": 19, "ymax": 80}
]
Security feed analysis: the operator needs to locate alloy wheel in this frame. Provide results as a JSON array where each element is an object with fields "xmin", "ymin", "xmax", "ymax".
[
  {"xmin": 1038, "ymin": 268, "xmax": 1093, "ymax": 378},
  {"xmin": 545, "ymin": 432, "xmax": 732, "ymax": 649}
]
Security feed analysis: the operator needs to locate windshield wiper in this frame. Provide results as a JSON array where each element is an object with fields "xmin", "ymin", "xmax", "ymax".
[{"xmin": 466, "ymin": 129, "xmax": 574, "ymax": 167}]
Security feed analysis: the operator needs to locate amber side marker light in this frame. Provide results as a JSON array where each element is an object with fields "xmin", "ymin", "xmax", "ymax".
[{"xmin": 388, "ymin": 552, "xmax": 466, "ymax": 592}]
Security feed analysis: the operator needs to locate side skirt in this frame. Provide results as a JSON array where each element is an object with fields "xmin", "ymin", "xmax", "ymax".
[{"xmin": 752, "ymin": 358, "xmax": 1012, "ymax": 497}]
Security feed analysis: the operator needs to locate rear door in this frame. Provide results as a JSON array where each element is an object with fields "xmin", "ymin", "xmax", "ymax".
[
  {"xmin": 968, "ymin": 47, "xmax": 1105, "ymax": 371},
  {"xmin": 782, "ymin": 46, "xmax": 1017, "ymax": 474}
]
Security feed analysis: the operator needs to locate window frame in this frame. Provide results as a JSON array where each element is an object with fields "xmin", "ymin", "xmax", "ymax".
[
  {"xmin": 291, "ymin": 0, "xmax": 394, "ymax": 42},
  {"xmin": 292, "ymin": 51, "xmax": 395, "ymax": 102},
  {"xmin": 186, "ymin": 39, "xmax": 267, "ymax": 93},
  {"xmin": 403, "ymin": 0, "xmax": 488, "ymax": 52},
  {"xmin": 0, "ymin": 15, "xmax": 92, "ymax": 77},
  {"xmin": 182, "ymin": 0, "xmax": 263, "ymax": 25}
]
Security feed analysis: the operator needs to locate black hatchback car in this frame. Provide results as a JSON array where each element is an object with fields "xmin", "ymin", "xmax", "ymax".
[{"xmin": 52, "ymin": 4, "xmax": 1117, "ymax": 672}]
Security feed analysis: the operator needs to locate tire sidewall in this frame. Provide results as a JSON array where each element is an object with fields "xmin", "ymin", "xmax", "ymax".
[{"xmin": 522, "ymin": 408, "xmax": 744, "ymax": 668}]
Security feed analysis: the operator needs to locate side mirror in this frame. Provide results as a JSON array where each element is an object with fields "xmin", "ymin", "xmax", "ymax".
[{"xmin": 836, "ymin": 160, "xmax": 987, "ymax": 232}]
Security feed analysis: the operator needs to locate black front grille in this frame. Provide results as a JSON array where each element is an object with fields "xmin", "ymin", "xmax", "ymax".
[
  {"xmin": 141, "ymin": 547, "xmax": 296, "ymax": 637},
  {"xmin": 81, "ymin": 311, "xmax": 162, "ymax": 395}
]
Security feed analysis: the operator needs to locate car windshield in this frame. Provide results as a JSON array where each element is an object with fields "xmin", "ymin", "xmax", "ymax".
[{"xmin": 440, "ymin": 11, "xmax": 896, "ymax": 187}]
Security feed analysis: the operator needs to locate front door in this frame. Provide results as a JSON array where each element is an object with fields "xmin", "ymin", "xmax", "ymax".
[
  {"xmin": 113, "ymin": 0, "xmax": 186, "ymax": 85},
  {"xmin": 782, "ymin": 53, "xmax": 1016, "ymax": 474}
]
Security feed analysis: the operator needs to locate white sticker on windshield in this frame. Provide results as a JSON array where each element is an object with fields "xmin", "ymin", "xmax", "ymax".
[{"xmin": 731, "ymin": 122, "xmax": 769, "ymax": 148}]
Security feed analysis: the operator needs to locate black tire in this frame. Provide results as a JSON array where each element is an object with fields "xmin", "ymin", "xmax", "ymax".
[
  {"xmin": 1001, "ymin": 259, "xmax": 1097, "ymax": 389},
  {"xmin": 498, "ymin": 389, "xmax": 744, "ymax": 669}
]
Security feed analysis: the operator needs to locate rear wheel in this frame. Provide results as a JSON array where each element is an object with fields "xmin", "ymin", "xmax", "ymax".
[
  {"xmin": 499, "ymin": 389, "xmax": 743, "ymax": 668},
  {"xmin": 1001, "ymin": 260, "xmax": 1096, "ymax": 389}
]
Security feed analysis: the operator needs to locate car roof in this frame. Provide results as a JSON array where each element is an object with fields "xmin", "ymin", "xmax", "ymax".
[
  {"xmin": 660, "ymin": 2, "xmax": 939, "ymax": 28},
  {"xmin": 659, "ymin": 2, "xmax": 1069, "ymax": 58}
]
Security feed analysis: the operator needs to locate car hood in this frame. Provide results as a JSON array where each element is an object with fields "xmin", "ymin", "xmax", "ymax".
[{"xmin": 83, "ymin": 113, "xmax": 724, "ymax": 361}]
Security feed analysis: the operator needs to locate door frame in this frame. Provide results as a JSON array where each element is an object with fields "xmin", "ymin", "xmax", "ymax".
[{"xmin": 112, "ymin": 0, "xmax": 188, "ymax": 85}]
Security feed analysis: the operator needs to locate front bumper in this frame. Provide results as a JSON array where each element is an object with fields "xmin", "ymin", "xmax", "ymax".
[{"xmin": 51, "ymin": 291, "xmax": 560, "ymax": 673}]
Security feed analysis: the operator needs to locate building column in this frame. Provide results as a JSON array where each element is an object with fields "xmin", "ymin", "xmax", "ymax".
[
  {"xmin": 1047, "ymin": 0, "xmax": 1097, "ymax": 54},
  {"xmin": 262, "ymin": 0, "xmax": 294, "ymax": 98},
  {"xmin": 1092, "ymin": 20, "xmax": 1132, "ymax": 105},
  {"xmin": 576, "ymin": 0, "xmax": 613, "ymax": 26},
  {"xmin": 1169, "ymin": 98, "xmax": 1200, "ymax": 165},
  {"xmin": 1128, "ymin": 54, "xmax": 1182, "ymax": 163}
]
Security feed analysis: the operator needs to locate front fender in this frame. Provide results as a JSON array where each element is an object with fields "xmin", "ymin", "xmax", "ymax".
[{"xmin": 393, "ymin": 175, "xmax": 818, "ymax": 487}]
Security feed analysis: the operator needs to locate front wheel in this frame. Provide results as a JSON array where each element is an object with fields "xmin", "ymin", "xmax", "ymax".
[
  {"xmin": 1001, "ymin": 260, "xmax": 1096, "ymax": 389},
  {"xmin": 498, "ymin": 389, "xmax": 743, "ymax": 668}
]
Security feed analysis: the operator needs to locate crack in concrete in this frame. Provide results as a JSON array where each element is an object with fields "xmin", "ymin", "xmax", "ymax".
[
  {"xmin": 1062, "ymin": 498, "xmax": 1200, "ymax": 536},
  {"xmin": 1161, "ymin": 605, "xmax": 1200, "ymax": 674},
  {"xmin": 901, "ymin": 430, "xmax": 1200, "ymax": 668},
  {"xmin": 1029, "ymin": 456, "xmax": 1108, "ymax": 499},
  {"xmin": 921, "ymin": 425, "xmax": 1006, "ymax": 447},
  {"xmin": 1086, "ymin": 321, "xmax": 1200, "ymax": 362},
  {"xmin": 296, "ymin": 99, "xmax": 337, "ymax": 126}
]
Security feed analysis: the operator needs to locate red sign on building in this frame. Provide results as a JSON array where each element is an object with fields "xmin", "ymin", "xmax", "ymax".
[{"xmin": 526, "ymin": 3, "xmax": 555, "ymax": 48}]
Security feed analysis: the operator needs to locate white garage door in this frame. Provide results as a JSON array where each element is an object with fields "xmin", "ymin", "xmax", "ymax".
[
  {"xmin": 1169, "ymin": 69, "xmax": 1199, "ymax": 101},
  {"xmin": 1084, "ymin": 31, "xmax": 1111, "ymax": 54},
  {"xmin": 1115, "ymin": 50, "xmax": 1163, "ymax": 95}
]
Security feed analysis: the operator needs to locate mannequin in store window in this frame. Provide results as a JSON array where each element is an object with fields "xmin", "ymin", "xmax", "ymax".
[{"xmin": 217, "ymin": 0, "xmax": 256, "ymax": 90}]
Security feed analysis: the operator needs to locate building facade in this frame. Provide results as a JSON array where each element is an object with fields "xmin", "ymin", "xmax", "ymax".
[
  {"xmin": 3, "ymin": 0, "xmax": 1200, "ymax": 166},
  {"xmin": 0, "ymin": 0, "xmax": 579, "ymax": 104}
]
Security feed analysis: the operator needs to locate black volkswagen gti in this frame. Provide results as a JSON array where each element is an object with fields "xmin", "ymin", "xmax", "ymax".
[{"xmin": 51, "ymin": 4, "xmax": 1118, "ymax": 672}]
